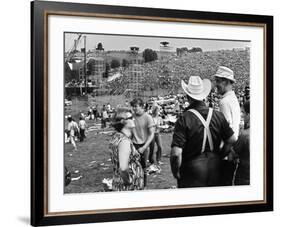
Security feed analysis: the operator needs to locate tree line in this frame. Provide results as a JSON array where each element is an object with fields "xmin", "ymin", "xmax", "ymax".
[
  {"xmin": 65, "ymin": 43, "xmax": 203, "ymax": 82},
  {"xmin": 176, "ymin": 47, "xmax": 203, "ymax": 56}
]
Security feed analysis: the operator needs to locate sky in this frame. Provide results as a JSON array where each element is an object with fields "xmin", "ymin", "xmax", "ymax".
[{"xmin": 64, "ymin": 32, "xmax": 250, "ymax": 53}]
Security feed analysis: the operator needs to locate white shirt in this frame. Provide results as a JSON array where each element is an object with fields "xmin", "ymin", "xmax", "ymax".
[
  {"xmin": 219, "ymin": 90, "xmax": 241, "ymax": 138},
  {"xmin": 68, "ymin": 121, "xmax": 79, "ymax": 136},
  {"xmin": 102, "ymin": 110, "xmax": 108, "ymax": 119},
  {"xmin": 79, "ymin": 119, "xmax": 87, "ymax": 130}
]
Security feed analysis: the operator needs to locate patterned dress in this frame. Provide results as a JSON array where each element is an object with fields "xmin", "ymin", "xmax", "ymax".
[{"xmin": 109, "ymin": 132, "xmax": 144, "ymax": 191}]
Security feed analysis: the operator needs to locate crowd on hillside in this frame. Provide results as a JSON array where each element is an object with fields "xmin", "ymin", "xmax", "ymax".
[
  {"xmin": 105, "ymin": 49, "xmax": 250, "ymax": 96},
  {"xmin": 142, "ymin": 49, "xmax": 249, "ymax": 92},
  {"xmin": 65, "ymin": 49, "xmax": 250, "ymax": 98},
  {"xmin": 65, "ymin": 51, "xmax": 251, "ymax": 192}
]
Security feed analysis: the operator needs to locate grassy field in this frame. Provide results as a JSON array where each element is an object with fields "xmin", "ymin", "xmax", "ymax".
[
  {"xmin": 64, "ymin": 96, "xmax": 177, "ymax": 193},
  {"xmin": 64, "ymin": 127, "xmax": 177, "ymax": 193}
]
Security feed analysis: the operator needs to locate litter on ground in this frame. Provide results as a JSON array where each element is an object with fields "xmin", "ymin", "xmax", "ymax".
[
  {"xmin": 146, "ymin": 164, "xmax": 161, "ymax": 175},
  {"xmin": 98, "ymin": 131, "xmax": 114, "ymax": 135},
  {"xmin": 87, "ymin": 126, "xmax": 100, "ymax": 132},
  {"xmin": 71, "ymin": 175, "xmax": 82, "ymax": 181},
  {"xmin": 102, "ymin": 178, "xmax": 113, "ymax": 190}
]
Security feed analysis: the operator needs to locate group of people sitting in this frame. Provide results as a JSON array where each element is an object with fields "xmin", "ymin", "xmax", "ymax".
[{"xmin": 109, "ymin": 66, "xmax": 250, "ymax": 191}]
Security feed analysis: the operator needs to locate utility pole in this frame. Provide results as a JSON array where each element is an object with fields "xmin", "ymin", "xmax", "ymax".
[{"xmin": 84, "ymin": 35, "xmax": 87, "ymax": 94}]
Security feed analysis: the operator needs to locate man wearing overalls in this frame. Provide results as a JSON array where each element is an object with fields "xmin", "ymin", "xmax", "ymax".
[{"xmin": 170, "ymin": 76, "xmax": 237, "ymax": 188}]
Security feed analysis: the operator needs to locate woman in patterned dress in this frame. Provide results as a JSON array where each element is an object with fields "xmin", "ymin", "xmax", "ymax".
[{"xmin": 109, "ymin": 107, "xmax": 144, "ymax": 191}]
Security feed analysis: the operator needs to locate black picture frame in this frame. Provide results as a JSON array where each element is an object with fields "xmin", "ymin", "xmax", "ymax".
[{"xmin": 31, "ymin": 0, "xmax": 273, "ymax": 226}]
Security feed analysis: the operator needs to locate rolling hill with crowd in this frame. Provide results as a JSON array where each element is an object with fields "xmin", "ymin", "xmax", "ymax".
[{"xmin": 107, "ymin": 49, "xmax": 250, "ymax": 95}]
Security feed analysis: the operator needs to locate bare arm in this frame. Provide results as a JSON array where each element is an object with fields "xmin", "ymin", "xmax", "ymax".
[
  {"xmin": 170, "ymin": 146, "xmax": 182, "ymax": 179},
  {"xmin": 221, "ymin": 134, "xmax": 238, "ymax": 158},
  {"xmin": 118, "ymin": 139, "xmax": 131, "ymax": 184},
  {"xmin": 144, "ymin": 126, "xmax": 155, "ymax": 149},
  {"xmin": 139, "ymin": 126, "xmax": 155, "ymax": 154},
  {"xmin": 226, "ymin": 133, "xmax": 237, "ymax": 144}
]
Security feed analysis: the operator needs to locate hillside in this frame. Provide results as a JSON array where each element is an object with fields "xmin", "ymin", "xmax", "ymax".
[{"xmin": 107, "ymin": 49, "xmax": 250, "ymax": 95}]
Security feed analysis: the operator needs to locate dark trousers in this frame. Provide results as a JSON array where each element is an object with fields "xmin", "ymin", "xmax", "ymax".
[
  {"xmin": 79, "ymin": 129, "xmax": 85, "ymax": 142},
  {"xmin": 101, "ymin": 118, "xmax": 107, "ymax": 128},
  {"xmin": 133, "ymin": 143, "xmax": 148, "ymax": 187},
  {"xmin": 178, "ymin": 152, "xmax": 221, "ymax": 188},
  {"xmin": 149, "ymin": 133, "xmax": 162, "ymax": 164},
  {"xmin": 234, "ymin": 163, "xmax": 250, "ymax": 185},
  {"xmin": 219, "ymin": 160, "xmax": 237, "ymax": 186}
]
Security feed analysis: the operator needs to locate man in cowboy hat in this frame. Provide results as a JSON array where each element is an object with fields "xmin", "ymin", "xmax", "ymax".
[
  {"xmin": 170, "ymin": 76, "xmax": 237, "ymax": 188},
  {"xmin": 213, "ymin": 66, "xmax": 241, "ymax": 185},
  {"xmin": 213, "ymin": 66, "xmax": 241, "ymax": 138}
]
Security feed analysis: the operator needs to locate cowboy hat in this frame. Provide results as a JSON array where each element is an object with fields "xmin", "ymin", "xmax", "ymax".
[
  {"xmin": 181, "ymin": 76, "xmax": 211, "ymax": 101},
  {"xmin": 213, "ymin": 66, "xmax": 236, "ymax": 82}
]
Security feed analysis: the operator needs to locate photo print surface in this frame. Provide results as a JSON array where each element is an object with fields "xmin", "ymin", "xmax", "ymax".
[{"xmin": 64, "ymin": 32, "xmax": 250, "ymax": 194}]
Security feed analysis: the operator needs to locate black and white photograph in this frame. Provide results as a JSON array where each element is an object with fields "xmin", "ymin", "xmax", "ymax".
[
  {"xmin": 29, "ymin": 1, "xmax": 273, "ymax": 225},
  {"xmin": 64, "ymin": 32, "xmax": 251, "ymax": 193}
]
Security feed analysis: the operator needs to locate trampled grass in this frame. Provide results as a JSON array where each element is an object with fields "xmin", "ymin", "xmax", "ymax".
[{"xmin": 64, "ymin": 96, "xmax": 177, "ymax": 193}]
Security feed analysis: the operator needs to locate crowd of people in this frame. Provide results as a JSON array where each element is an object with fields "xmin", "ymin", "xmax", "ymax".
[
  {"xmin": 105, "ymin": 66, "xmax": 250, "ymax": 191},
  {"xmin": 65, "ymin": 102, "xmax": 114, "ymax": 149},
  {"xmin": 65, "ymin": 64, "xmax": 250, "ymax": 191},
  {"xmin": 106, "ymin": 49, "xmax": 250, "ymax": 96}
]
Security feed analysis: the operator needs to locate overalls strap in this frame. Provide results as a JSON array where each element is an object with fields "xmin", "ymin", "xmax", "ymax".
[{"xmin": 188, "ymin": 108, "xmax": 214, "ymax": 153}]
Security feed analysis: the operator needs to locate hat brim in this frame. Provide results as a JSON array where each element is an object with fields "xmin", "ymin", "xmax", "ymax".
[
  {"xmin": 181, "ymin": 79, "xmax": 211, "ymax": 101},
  {"xmin": 214, "ymin": 74, "xmax": 236, "ymax": 82}
]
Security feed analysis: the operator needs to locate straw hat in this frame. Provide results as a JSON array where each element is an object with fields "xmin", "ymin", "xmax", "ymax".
[
  {"xmin": 181, "ymin": 76, "xmax": 211, "ymax": 101},
  {"xmin": 213, "ymin": 66, "xmax": 236, "ymax": 82}
]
